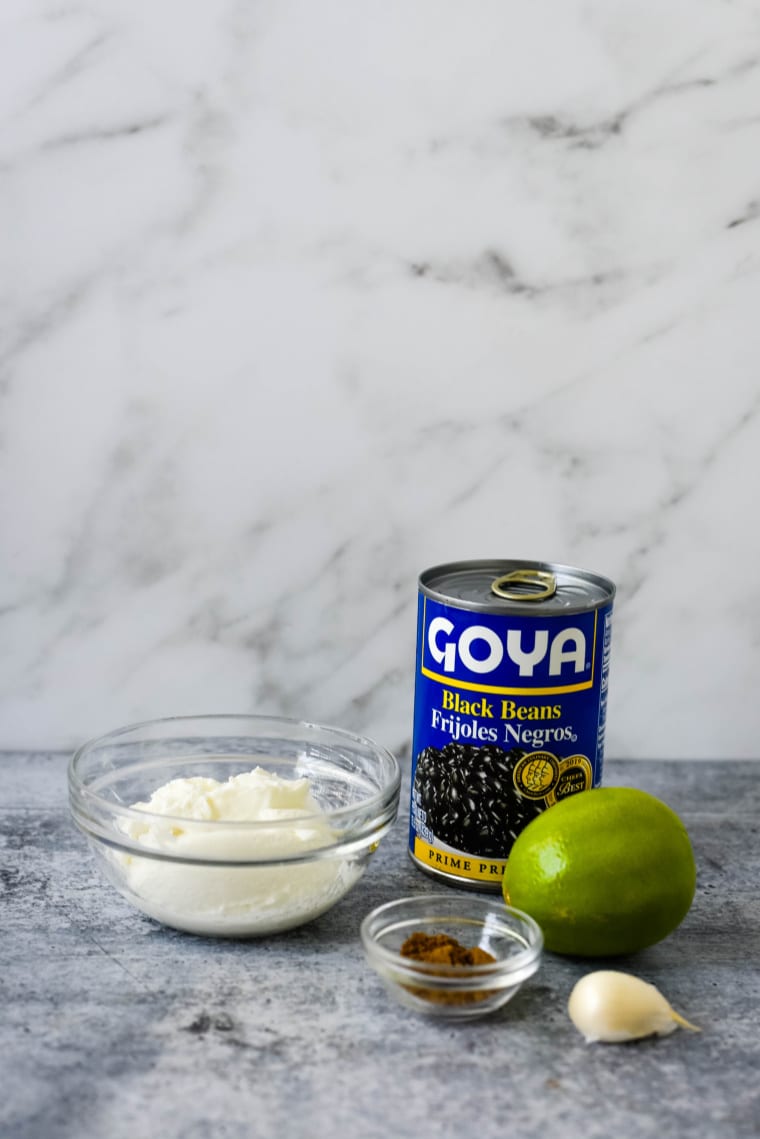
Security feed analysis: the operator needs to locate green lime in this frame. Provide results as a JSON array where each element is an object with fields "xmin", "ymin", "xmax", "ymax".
[{"xmin": 502, "ymin": 787, "xmax": 696, "ymax": 956}]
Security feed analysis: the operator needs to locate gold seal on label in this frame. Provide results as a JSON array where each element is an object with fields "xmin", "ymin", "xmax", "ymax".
[
  {"xmin": 547, "ymin": 755, "xmax": 594, "ymax": 805},
  {"xmin": 513, "ymin": 752, "xmax": 560, "ymax": 800},
  {"xmin": 514, "ymin": 752, "xmax": 595, "ymax": 805}
]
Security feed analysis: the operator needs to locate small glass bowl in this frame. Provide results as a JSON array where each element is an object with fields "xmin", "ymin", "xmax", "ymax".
[
  {"xmin": 69, "ymin": 714, "xmax": 400, "ymax": 937},
  {"xmin": 361, "ymin": 894, "xmax": 543, "ymax": 1019}
]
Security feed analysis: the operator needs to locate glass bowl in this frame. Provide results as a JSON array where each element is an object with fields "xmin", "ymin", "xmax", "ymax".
[
  {"xmin": 361, "ymin": 894, "xmax": 543, "ymax": 1019},
  {"xmin": 69, "ymin": 714, "xmax": 401, "ymax": 937}
]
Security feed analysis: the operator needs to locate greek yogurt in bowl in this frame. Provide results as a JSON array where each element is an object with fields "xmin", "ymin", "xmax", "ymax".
[{"xmin": 69, "ymin": 715, "xmax": 401, "ymax": 937}]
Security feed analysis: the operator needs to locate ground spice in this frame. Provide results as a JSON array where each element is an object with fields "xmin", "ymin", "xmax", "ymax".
[{"xmin": 400, "ymin": 932, "xmax": 497, "ymax": 1005}]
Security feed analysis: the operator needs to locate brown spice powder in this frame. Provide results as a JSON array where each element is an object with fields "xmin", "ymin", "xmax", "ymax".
[{"xmin": 400, "ymin": 932, "xmax": 497, "ymax": 1005}]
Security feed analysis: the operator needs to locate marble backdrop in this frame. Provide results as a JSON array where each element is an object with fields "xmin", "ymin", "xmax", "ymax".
[{"xmin": 1, "ymin": 0, "xmax": 759, "ymax": 759}]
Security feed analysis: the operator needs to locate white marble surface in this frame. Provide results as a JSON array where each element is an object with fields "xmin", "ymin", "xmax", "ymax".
[{"xmin": 1, "ymin": 0, "xmax": 759, "ymax": 757}]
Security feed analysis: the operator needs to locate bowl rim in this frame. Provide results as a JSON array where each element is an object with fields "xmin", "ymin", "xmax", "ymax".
[
  {"xmin": 68, "ymin": 713, "xmax": 401, "ymax": 851},
  {"xmin": 360, "ymin": 893, "xmax": 544, "ymax": 982}
]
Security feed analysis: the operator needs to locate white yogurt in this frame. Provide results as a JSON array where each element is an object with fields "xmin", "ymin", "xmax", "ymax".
[{"xmin": 114, "ymin": 767, "xmax": 360, "ymax": 936}]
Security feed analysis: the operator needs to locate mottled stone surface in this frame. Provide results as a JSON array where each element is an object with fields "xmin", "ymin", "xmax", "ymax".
[{"xmin": 2, "ymin": 756, "xmax": 759, "ymax": 1139}]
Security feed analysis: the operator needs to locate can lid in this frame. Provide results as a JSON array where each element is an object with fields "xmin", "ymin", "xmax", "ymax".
[{"xmin": 419, "ymin": 560, "xmax": 615, "ymax": 614}]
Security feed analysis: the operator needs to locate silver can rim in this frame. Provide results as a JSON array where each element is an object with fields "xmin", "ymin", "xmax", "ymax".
[{"xmin": 419, "ymin": 558, "xmax": 616, "ymax": 614}]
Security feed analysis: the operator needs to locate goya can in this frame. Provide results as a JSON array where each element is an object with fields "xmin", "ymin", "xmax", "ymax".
[{"xmin": 409, "ymin": 560, "xmax": 615, "ymax": 890}]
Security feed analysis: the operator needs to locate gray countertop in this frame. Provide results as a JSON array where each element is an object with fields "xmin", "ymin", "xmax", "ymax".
[{"xmin": 3, "ymin": 755, "xmax": 759, "ymax": 1139}]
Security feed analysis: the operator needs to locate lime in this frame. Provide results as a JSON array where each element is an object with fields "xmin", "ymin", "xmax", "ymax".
[{"xmin": 502, "ymin": 787, "xmax": 696, "ymax": 956}]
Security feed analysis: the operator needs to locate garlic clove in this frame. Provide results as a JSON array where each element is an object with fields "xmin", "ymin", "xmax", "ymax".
[{"xmin": 568, "ymin": 970, "xmax": 701, "ymax": 1044}]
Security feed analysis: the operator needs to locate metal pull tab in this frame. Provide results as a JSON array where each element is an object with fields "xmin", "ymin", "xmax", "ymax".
[{"xmin": 491, "ymin": 568, "xmax": 557, "ymax": 602}]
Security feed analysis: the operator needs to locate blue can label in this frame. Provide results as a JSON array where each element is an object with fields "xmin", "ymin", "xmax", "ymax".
[{"xmin": 409, "ymin": 592, "xmax": 613, "ymax": 887}]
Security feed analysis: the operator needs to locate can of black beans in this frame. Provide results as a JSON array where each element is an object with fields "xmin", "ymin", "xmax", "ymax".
[{"xmin": 409, "ymin": 560, "xmax": 615, "ymax": 890}]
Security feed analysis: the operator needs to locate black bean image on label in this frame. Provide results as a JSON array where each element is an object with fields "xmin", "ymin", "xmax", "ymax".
[{"xmin": 413, "ymin": 743, "xmax": 544, "ymax": 858}]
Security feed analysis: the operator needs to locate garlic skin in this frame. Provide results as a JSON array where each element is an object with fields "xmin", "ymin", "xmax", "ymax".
[{"xmin": 568, "ymin": 971, "xmax": 700, "ymax": 1044}]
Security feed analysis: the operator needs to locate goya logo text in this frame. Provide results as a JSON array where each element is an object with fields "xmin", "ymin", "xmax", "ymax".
[{"xmin": 421, "ymin": 601, "xmax": 597, "ymax": 695}]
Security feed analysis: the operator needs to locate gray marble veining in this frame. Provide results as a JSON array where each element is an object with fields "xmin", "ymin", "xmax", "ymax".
[{"xmin": 1, "ymin": 2, "xmax": 760, "ymax": 757}]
